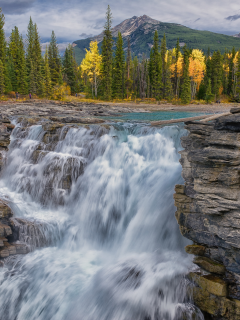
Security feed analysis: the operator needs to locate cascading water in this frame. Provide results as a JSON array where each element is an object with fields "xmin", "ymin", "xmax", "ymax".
[{"xmin": 0, "ymin": 120, "xmax": 203, "ymax": 320}]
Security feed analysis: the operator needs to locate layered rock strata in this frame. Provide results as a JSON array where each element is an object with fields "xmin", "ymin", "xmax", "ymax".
[
  {"xmin": 0, "ymin": 200, "xmax": 29, "ymax": 263},
  {"xmin": 174, "ymin": 110, "xmax": 240, "ymax": 319}
]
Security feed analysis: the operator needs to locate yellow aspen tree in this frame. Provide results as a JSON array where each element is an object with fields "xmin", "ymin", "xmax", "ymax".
[
  {"xmin": 189, "ymin": 49, "xmax": 205, "ymax": 99},
  {"xmin": 233, "ymin": 51, "xmax": 239, "ymax": 96},
  {"xmin": 81, "ymin": 41, "xmax": 102, "ymax": 98},
  {"xmin": 170, "ymin": 48, "xmax": 183, "ymax": 98}
]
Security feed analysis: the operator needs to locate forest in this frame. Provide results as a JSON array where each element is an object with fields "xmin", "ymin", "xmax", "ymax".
[{"xmin": 0, "ymin": 5, "xmax": 240, "ymax": 104}]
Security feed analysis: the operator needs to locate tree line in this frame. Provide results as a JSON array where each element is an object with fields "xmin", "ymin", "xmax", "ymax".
[
  {"xmin": 0, "ymin": 8, "xmax": 81, "ymax": 99},
  {"xmin": 1, "ymin": 5, "xmax": 240, "ymax": 103},
  {"xmin": 81, "ymin": 6, "xmax": 240, "ymax": 103}
]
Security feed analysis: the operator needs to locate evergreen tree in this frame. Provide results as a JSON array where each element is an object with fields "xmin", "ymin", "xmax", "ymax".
[
  {"xmin": 235, "ymin": 50, "xmax": 240, "ymax": 101},
  {"xmin": 149, "ymin": 30, "xmax": 162, "ymax": 100},
  {"xmin": 126, "ymin": 38, "xmax": 132, "ymax": 99},
  {"xmin": 174, "ymin": 38, "xmax": 180, "ymax": 98},
  {"xmin": 0, "ymin": 9, "xmax": 11, "ymax": 93},
  {"xmin": 165, "ymin": 50, "xmax": 173, "ymax": 100},
  {"xmin": 205, "ymin": 78, "xmax": 213, "ymax": 103},
  {"xmin": 180, "ymin": 46, "xmax": 191, "ymax": 104},
  {"xmin": 63, "ymin": 45, "xmax": 78, "ymax": 94},
  {"xmin": 197, "ymin": 81, "xmax": 206, "ymax": 100},
  {"xmin": 113, "ymin": 32, "xmax": 125, "ymax": 99},
  {"xmin": 26, "ymin": 19, "xmax": 44, "ymax": 95},
  {"xmin": 160, "ymin": 33, "xmax": 167, "ymax": 98},
  {"xmin": 211, "ymin": 50, "xmax": 223, "ymax": 100},
  {"xmin": 29, "ymin": 60, "xmax": 36, "ymax": 94},
  {"xmin": 26, "ymin": 17, "xmax": 35, "ymax": 75},
  {"xmin": 48, "ymin": 31, "xmax": 62, "ymax": 86},
  {"xmin": 0, "ymin": 60, "xmax": 5, "ymax": 94},
  {"xmin": 0, "ymin": 9, "xmax": 6, "ymax": 62},
  {"xmin": 8, "ymin": 27, "xmax": 19, "ymax": 91},
  {"xmin": 33, "ymin": 23, "xmax": 44, "ymax": 96},
  {"xmin": 9, "ymin": 27, "xmax": 28, "ymax": 94},
  {"xmin": 18, "ymin": 35, "xmax": 28, "ymax": 94},
  {"xmin": 44, "ymin": 46, "xmax": 52, "ymax": 98},
  {"xmin": 227, "ymin": 47, "xmax": 236, "ymax": 96},
  {"xmin": 101, "ymin": 5, "xmax": 113, "ymax": 100},
  {"xmin": 5, "ymin": 55, "xmax": 13, "ymax": 93}
]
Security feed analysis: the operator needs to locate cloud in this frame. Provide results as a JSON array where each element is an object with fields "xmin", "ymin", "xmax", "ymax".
[
  {"xmin": 225, "ymin": 14, "xmax": 240, "ymax": 21},
  {"xmin": 1, "ymin": 0, "xmax": 35, "ymax": 15},
  {"xmin": 79, "ymin": 33, "xmax": 94, "ymax": 39},
  {"xmin": 41, "ymin": 41, "xmax": 70, "ymax": 53},
  {"xmin": 2, "ymin": 0, "xmax": 240, "ymax": 44}
]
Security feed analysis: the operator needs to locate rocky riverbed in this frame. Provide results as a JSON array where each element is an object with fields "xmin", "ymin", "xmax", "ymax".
[{"xmin": 0, "ymin": 99, "xmax": 149, "ymax": 120}]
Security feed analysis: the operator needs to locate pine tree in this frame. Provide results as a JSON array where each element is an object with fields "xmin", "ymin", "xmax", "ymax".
[
  {"xmin": 211, "ymin": 50, "xmax": 223, "ymax": 100},
  {"xmin": 161, "ymin": 33, "xmax": 167, "ymax": 98},
  {"xmin": 33, "ymin": 23, "xmax": 44, "ymax": 96},
  {"xmin": 29, "ymin": 60, "xmax": 36, "ymax": 94},
  {"xmin": 6, "ymin": 53, "xmax": 15, "ymax": 91},
  {"xmin": 205, "ymin": 78, "xmax": 213, "ymax": 103},
  {"xmin": 8, "ymin": 27, "xmax": 19, "ymax": 91},
  {"xmin": 235, "ymin": 50, "xmax": 240, "ymax": 101},
  {"xmin": 44, "ymin": 46, "xmax": 52, "ymax": 98},
  {"xmin": 165, "ymin": 50, "xmax": 173, "ymax": 100},
  {"xmin": 26, "ymin": 17, "xmax": 35, "ymax": 75},
  {"xmin": 101, "ymin": 5, "xmax": 113, "ymax": 100},
  {"xmin": 227, "ymin": 47, "xmax": 236, "ymax": 96},
  {"xmin": 126, "ymin": 38, "xmax": 132, "ymax": 99},
  {"xmin": 63, "ymin": 45, "xmax": 78, "ymax": 94},
  {"xmin": 149, "ymin": 30, "xmax": 162, "ymax": 100},
  {"xmin": 18, "ymin": 35, "xmax": 28, "ymax": 94},
  {"xmin": 0, "ymin": 60, "xmax": 5, "ymax": 94},
  {"xmin": 197, "ymin": 81, "xmax": 206, "ymax": 100},
  {"xmin": 26, "ymin": 19, "xmax": 43, "ymax": 96},
  {"xmin": 5, "ymin": 55, "xmax": 13, "ymax": 93},
  {"xmin": 8, "ymin": 27, "xmax": 28, "ymax": 94},
  {"xmin": 113, "ymin": 32, "xmax": 125, "ymax": 99},
  {"xmin": 174, "ymin": 39, "xmax": 180, "ymax": 98},
  {"xmin": 0, "ymin": 9, "xmax": 6, "ymax": 63},
  {"xmin": 180, "ymin": 46, "xmax": 191, "ymax": 104},
  {"xmin": 48, "ymin": 31, "xmax": 62, "ymax": 86},
  {"xmin": 0, "ymin": 9, "xmax": 10, "ymax": 93}
]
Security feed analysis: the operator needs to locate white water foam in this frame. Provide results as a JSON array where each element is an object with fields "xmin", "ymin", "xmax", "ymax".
[{"xmin": 0, "ymin": 122, "xmax": 203, "ymax": 320}]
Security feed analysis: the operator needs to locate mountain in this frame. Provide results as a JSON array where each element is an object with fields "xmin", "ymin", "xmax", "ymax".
[{"xmin": 73, "ymin": 15, "xmax": 240, "ymax": 64}]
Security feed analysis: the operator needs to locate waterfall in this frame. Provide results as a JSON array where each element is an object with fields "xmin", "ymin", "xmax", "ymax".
[{"xmin": 0, "ymin": 121, "xmax": 203, "ymax": 320}]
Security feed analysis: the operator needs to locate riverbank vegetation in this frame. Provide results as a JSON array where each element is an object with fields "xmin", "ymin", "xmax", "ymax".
[{"xmin": 0, "ymin": 6, "xmax": 240, "ymax": 104}]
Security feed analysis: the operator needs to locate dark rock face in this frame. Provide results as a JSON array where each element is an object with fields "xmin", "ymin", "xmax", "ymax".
[{"xmin": 174, "ymin": 114, "xmax": 240, "ymax": 319}]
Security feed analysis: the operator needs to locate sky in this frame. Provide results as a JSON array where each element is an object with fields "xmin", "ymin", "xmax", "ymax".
[{"xmin": 1, "ymin": 0, "xmax": 240, "ymax": 51}]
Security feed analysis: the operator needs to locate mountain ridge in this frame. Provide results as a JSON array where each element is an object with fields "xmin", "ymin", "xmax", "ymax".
[{"xmin": 73, "ymin": 15, "xmax": 240, "ymax": 64}]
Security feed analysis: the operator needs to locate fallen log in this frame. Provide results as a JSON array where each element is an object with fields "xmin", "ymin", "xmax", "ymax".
[
  {"xmin": 199, "ymin": 112, "xmax": 230, "ymax": 122},
  {"xmin": 151, "ymin": 113, "xmax": 231, "ymax": 126},
  {"xmin": 151, "ymin": 115, "xmax": 211, "ymax": 126}
]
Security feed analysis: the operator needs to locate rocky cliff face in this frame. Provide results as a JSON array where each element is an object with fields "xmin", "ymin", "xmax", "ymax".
[{"xmin": 174, "ymin": 110, "xmax": 240, "ymax": 319}]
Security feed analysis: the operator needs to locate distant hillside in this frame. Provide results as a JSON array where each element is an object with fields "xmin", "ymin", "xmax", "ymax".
[{"xmin": 73, "ymin": 15, "xmax": 240, "ymax": 64}]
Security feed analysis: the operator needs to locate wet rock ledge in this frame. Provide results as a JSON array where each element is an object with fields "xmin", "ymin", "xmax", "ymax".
[{"xmin": 174, "ymin": 108, "xmax": 240, "ymax": 319}]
